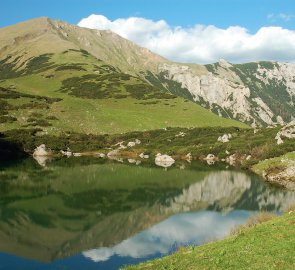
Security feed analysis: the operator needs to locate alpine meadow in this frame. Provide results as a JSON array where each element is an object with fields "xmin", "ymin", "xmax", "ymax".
[{"xmin": 0, "ymin": 2, "xmax": 294, "ymax": 270}]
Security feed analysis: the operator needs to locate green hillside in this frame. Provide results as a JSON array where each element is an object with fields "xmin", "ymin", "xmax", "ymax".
[{"xmin": 0, "ymin": 49, "xmax": 246, "ymax": 135}]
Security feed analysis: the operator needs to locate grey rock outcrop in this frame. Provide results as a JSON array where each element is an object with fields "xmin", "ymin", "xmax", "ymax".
[{"xmin": 158, "ymin": 60, "xmax": 295, "ymax": 127}]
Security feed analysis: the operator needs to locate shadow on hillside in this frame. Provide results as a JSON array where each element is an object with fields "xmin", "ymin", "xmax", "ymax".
[{"xmin": 0, "ymin": 133, "xmax": 27, "ymax": 161}]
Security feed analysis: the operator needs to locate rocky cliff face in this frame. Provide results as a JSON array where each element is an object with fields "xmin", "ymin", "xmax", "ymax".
[{"xmin": 157, "ymin": 60, "xmax": 295, "ymax": 127}]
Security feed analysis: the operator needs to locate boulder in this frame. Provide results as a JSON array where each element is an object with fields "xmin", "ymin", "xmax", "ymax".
[
  {"xmin": 139, "ymin": 153, "xmax": 149, "ymax": 159},
  {"xmin": 155, "ymin": 153, "xmax": 175, "ymax": 168},
  {"xmin": 204, "ymin": 154, "xmax": 216, "ymax": 165},
  {"xmin": 185, "ymin": 153, "xmax": 192, "ymax": 162},
  {"xmin": 218, "ymin": 134, "xmax": 232, "ymax": 143},
  {"xmin": 60, "ymin": 149, "xmax": 72, "ymax": 157},
  {"xmin": 226, "ymin": 154, "xmax": 236, "ymax": 166},
  {"xmin": 97, "ymin": 153, "xmax": 106, "ymax": 158},
  {"xmin": 205, "ymin": 154, "xmax": 215, "ymax": 160},
  {"xmin": 128, "ymin": 159, "xmax": 136, "ymax": 164},
  {"xmin": 114, "ymin": 141, "xmax": 127, "ymax": 149},
  {"xmin": 33, "ymin": 144, "xmax": 49, "ymax": 157},
  {"xmin": 127, "ymin": 141, "xmax": 136, "ymax": 147},
  {"xmin": 176, "ymin": 132, "xmax": 186, "ymax": 137}
]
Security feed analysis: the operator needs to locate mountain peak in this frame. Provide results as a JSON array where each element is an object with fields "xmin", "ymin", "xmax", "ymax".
[
  {"xmin": 0, "ymin": 17, "xmax": 168, "ymax": 74},
  {"xmin": 218, "ymin": 58, "xmax": 232, "ymax": 68}
]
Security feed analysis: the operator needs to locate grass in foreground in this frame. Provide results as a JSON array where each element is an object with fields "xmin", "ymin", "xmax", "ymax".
[{"xmin": 123, "ymin": 211, "xmax": 295, "ymax": 270}]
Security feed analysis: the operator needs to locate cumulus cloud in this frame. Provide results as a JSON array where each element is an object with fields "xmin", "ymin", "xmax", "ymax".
[{"xmin": 78, "ymin": 14, "xmax": 295, "ymax": 64}]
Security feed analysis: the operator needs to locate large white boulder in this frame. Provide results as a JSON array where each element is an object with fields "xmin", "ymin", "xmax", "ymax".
[
  {"xmin": 155, "ymin": 153, "xmax": 175, "ymax": 168},
  {"xmin": 218, "ymin": 134, "xmax": 232, "ymax": 143},
  {"xmin": 33, "ymin": 144, "xmax": 49, "ymax": 157}
]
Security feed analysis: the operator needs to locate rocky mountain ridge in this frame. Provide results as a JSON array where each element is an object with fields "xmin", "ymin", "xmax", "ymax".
[{"xmin": 159, "ymin": 60, "xmax": 295, "ymax": 126}]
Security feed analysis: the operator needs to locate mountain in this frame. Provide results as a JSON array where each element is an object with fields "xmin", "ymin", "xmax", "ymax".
[
  {"xmin": 160, "ymin": 59, "xmax": 295, "ymax": 126},
  {"xmin": 0, "ymin": 17, "xmax": 167, "ymax": 74},
  {"xmin": 0, "ymin": 17, "xmax": 245, "ymax": 135},
  {"xmin": 1, "ymin": 17, "xmax": 294, "ymax": 135}
]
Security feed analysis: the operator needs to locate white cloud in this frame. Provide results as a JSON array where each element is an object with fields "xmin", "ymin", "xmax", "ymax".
[
  {"xmin": 268, "ymin": 13, "xmax": 294, "ymax": 22},
  {"xmin": 78, "ymin": 14, "xmax": 295, "ymax": 64}
]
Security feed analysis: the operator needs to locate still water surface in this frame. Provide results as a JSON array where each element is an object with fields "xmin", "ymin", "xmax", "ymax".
[{"xmin": 0, "ymin": 158, "xmax": 294, "ymax": 270}]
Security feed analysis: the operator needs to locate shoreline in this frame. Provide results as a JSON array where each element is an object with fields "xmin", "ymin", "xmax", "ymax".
[{"xmin": 30, "ymin": 147, "xmax": 295, "ymax": 191}]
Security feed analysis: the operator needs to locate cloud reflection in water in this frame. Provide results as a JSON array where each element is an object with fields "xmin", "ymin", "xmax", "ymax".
[{"xmin": 83, "ymin": 210, "xmax": 253, "ymax": 262}]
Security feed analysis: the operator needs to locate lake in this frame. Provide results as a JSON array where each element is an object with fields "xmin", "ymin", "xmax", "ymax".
[{"xmin": 0, "ymin": 157, "xmax": 294, "ymax": 270}]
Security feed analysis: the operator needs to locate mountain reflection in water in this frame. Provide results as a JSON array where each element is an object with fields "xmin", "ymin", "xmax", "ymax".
[{"xmin": 0, "ymin": 158, "xmax": 294, "ymax": 270}]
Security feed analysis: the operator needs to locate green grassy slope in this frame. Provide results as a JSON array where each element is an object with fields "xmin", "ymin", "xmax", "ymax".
[
  {"xmin": 124, "ymin": 211, "xmax": 295, "ymax": 270},
  {"xmin": 0, "ymin": 50, "xmax": 246, "ymax": 135}
]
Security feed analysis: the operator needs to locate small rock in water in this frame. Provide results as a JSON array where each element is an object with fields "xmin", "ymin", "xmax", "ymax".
[
  {"xmin": 155, "ymin": 153, "xmax": 175, "ymax": 168},
  {"xmin": 185, "ymin": 153, "xmax": 192, "ymax": 162},
  {"xmin": 226, "ymin": 154, "xmax": 236, "ymax": 165},
  {"xmin": 60, "ymin": 149, "xmax": 72, "ymax": 157},
  {"xmin": 205, "ymin": 154, "xmax": 216, "ymax": 160}
]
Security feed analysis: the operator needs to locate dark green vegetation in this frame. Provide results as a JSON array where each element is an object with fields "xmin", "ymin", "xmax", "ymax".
[
  {"xmin": 0, "ymin": 49, "xmax": 244, "ymax": 134},
  {"xmin": 124, "ymin": 211, "xmax": 295, "ymax": 270},
  {"xmin": 144, "ymin": 70, "xmax": 194, "ymax": 101},
  {"xmin": 0, "ymin": 86, "xmax": 61, "ymax": 127},
  {"xmin": 1, "ymin": 126, "xmax": 293, "ymax": 169},
  {"xmin": 60, "ymin": 72, "xmax": 176, "ymax": 100}
]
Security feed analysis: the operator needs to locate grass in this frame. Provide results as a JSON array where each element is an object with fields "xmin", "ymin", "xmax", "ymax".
[
  {"xmin": 123, "ymin": 211, "xmax": 295, "ymax": 270},
  {"xmin": 0, "ymin": 51, "xmax": 246, "ymax": 135},
  {"xmin": 251, "ymin": 152, "xmax": 295, "ymax": 189},
  {"xmin": 252, "ymin": 152, "xmax": 295, "ymax": 176}
]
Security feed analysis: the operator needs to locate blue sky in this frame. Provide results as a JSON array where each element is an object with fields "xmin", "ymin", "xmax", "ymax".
[
  {"xmin": 1, "ymin": 0, "xmax": 294, "ymax": 32},
  {"xmin": 1, "ymin": 0, "xmax": 295, "ymax": 63}
]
